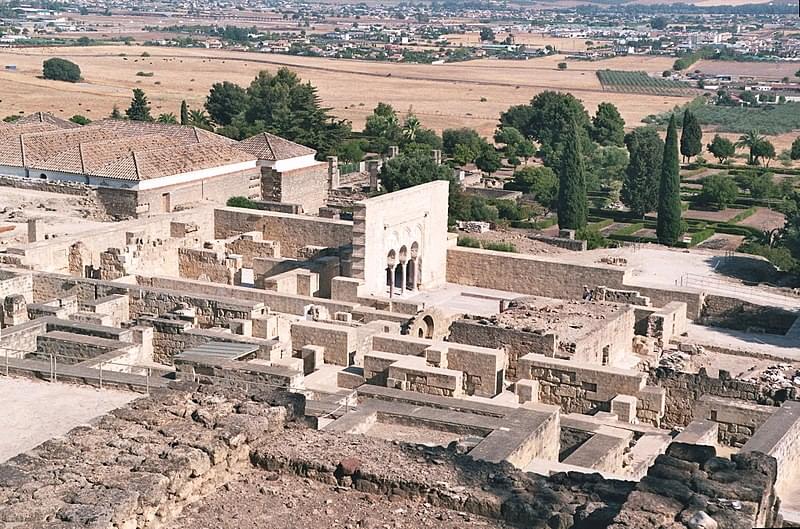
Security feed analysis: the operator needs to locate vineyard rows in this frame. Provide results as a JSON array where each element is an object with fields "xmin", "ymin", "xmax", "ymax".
[{"xmin": 597, "ymin": 70, "xmax": 697, "ymax": 96}]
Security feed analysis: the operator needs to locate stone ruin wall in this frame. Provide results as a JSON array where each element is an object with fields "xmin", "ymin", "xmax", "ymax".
[{"xmin": 700, "ymin": 294, "xmax": 799, "ymax": 335}]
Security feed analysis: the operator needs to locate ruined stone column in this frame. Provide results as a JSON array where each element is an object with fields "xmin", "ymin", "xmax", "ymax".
[
  {"xmin": 27, "ymin": 218, "xmax": 40, "ymax": 243},
  {"xmin": 327, "ymin": 156, "xmax": 340, "ymax": 190}
]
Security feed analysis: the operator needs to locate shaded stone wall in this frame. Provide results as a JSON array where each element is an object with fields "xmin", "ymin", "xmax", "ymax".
[
  {"xmin": 261, "ymin": 163, "xmax": 328, "ymax": 215},
  {"xmin": 700, "ymin": 294, "xmax": 798, "ymax": 335},
  {"xmin": 648, "ymin": 367, "xmax": 791, "ymax": 431},
  {"xmin": 446, "ymin": 247, "xmax": 628, "ymax": 299}
]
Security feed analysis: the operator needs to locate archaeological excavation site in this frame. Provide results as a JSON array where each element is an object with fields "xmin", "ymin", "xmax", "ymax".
[{"xmin": 0, "ymin": 116, "xmax": 798, "ymax": 529}]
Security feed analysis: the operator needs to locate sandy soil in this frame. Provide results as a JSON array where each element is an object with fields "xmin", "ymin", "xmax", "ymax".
[
  {"xmin": 683, "ymin": 207, "xmax": 741, "ymax": 222},
  {"xmin": 461, "ymin": 227, "xmax": 568, "ymax": 256},
  {"xmin": 0, "ymin": 187, "xmax": 112, "ymax": 247},
  {"xmin": 0, "ymin": 45, "xmax": 688, "ymax": 136},
  {"xmin": 0, "ymin": 376, "xmax": 137, "ymax": 463},
  {"xmin": 694, "ymin": 60, "xmax": 800, "ymax": 80},
  {"xmin": 165, "ymin": 469, "xmax": 512, "ymax": 529},
  {"xmin": 738, "ymin": 207, "xmax": 786, "ymax": 231}
]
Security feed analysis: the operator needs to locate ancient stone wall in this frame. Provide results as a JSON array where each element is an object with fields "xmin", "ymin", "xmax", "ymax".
[
  {"xmin": 261, "ymin": 163, "xmax": 328, "ymax": 215},
  {"xmin": 178, "ymin": 248, "xmax": 238, "ymax": 285},
  {"xmin": 135, "ymin": 168, "xmax": 257, "ymax": 214},
  {"xmin": 0, "ymin": 271, "xmax": 33, "ymax": 305},
  {"xmin": 693, "ymin": 394, "xmax": 776, "ymax": 447},
  {"xmin": 448, "ymin": 320, "xmax": 555, "ymax": 380},
  {"xmin": 648, "ymin": 367, "xmax": 791, "ymax": 432},
  {"xmin": 446, "ymin": 247, "xmax": 628, "ymax": 300},
  {"xmin": 214, "ymin": 207, "xmax": 353, "ymax": 259},
  {"xmin": 700, "ymin": 294, "xmax": 798, "ymax": 335}
]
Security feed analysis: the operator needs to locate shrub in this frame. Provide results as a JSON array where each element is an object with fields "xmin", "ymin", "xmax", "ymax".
[
  {"xmin": 136, "ymin": 71, "xmax": 154, "ymax": 77},
  {"xmin": 42, "ymin": 57, "xmax": 81, "ymax": 82},
  {"xmin": 457, "ymin": 236, "xmax": 481, "ymax": 248},
  {"xmin": 69, "ymin": 115, "xmax": 91, "ymax": 125},
  {"xmin": 483, "ymin": 241, "xmax": 517, "ymax": 252},
  {"xmin": 226, "ymin": 196, "xmax": 257, "ymax": 209},
  {"xmin": 689, "ymin": 228, "xmax": 715, "ymax": 246},
  {"xmin": 576, "ymin": 226, "xmax": 608, "ymax": 249},
  {"xmin": 738, "ymin": 242, "xmax": 797, "ymax": 272}
]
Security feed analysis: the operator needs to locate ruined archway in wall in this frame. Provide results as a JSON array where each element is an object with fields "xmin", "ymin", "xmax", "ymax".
[{"xmin": 407, "ymin": 307, "xmax": 457, "ymax": 341}]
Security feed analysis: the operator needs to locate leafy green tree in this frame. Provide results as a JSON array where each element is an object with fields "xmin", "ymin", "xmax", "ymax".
[
  {"xmin": 736, "ymin": 130, "xmax": 766, "ymax": 165},
  {"xmin": 557, "ymin": 119, "xmax": 587, "ymax": 230},
  {"xmin": 380, "ymin": 150, "xmax": 453, "ymax": 192},
  {"xmin": 475, "ymin": 145, "xmax": 502, "ymax": 176},
  {"xmin": 791, "ymin": 137, "xmax": 800, "ymax": 161},
  {"xmin": 707, "ymin": 134, "xmax": 735, "ymax": 163},
  {"xmin": 363, "ymin": 102, "xmax": 402, "ymax": 153},
  {"xmin": 205, "ymin": 81, "xmax": 248, "ymax": 126},
  {"xmin": 754, "ymin": 139, "xmax": 776, "ymax": 167},
  {"xmin": 188, "ymin": 109, "xmax": 213, "ymax": 130},
  {"xmin": 500, "ymin": 91, "xmax": 592, "ymax": 167},
  {"xmin": 402, "ymin": 113, "xmax": 421, "ymax": 142},
  {"xmin": 510, "ymin": 166, "xmax": 558, "ymax": 208},
  {"xmin": 591, "ymin": 102, "xmax": 625, "ymax": 147},
  {"xmin": 585, "ymin": 146, "xmax": 628, "ymax": 191},
  {"xmin": 157, "ymin": 112, "xmax": 177, "ymax": 124},
  {"xmin": 242, "ymin": 67, "xmax": 350, "ymax": 156},
  {"xmin": 479, "ymin": 27, "xmax": 495, "ymax": 42},
  {"xmin": 338, "ymin": 140, "xmax": 364, "ymax": 163},
  {"xmin": 701, "ymin": 174, "xmax": 738, "ymax": 209},
  {"xmin": 42, "ymin": 58, "xmax": 81, "ymax": 82},
  {"xmin": 443, "ymin": 128, "xmax": 483, "ymax": 157},
  {"xmin": 180, "ymin": 100, "xmax": 189, "ymax": 126},
  {"xmin": 126, "ymin": 88, "xmax": 153, "ymax": 122},
  {"xmin": 680, "ymin": 109, "xmax": 703, "ymax": 163},
  {"xmin": 69, "ymin": 115, "xmax": 90, "ymax": 125},
  {"xmin": 657, "ymin": 115, "xmax": 683, "ymax": 245},
  {"xmin": 650, "ymin": 16, "xmax": 668, "ymax": 29},
  {"xmin": 736, "ymin": 171, "xmax": 775, "ymax": 199}
]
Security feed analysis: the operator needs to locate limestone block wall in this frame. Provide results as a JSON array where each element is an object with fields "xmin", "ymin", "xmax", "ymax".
[
  {"xmin": 742, "ymin": 401, "xmax": 800, "ymax": 499},
  {"xmin": 214, "ymin": 207, "xmax": 353, "ymax": 259},
  {"xmin": 261, "ymin": 163, "xmax": 328, "ymax": 214},
  {"xmin": 225, "ymin": 235, "xmax": 280, "ymax": 268},
  {"xmin": 517, "ymin": 353, "xmax": 666, "ymax": 425},
  {"xmin": 648, "ymin": 368, "xmax": 791, "ymax": 431},
  {"xmin": 387, "ymin": 357, "xmax": 464, "ymax": 398},
  {"xmin": 290, "ymin": 320, "xmax": 357, "ymax": 366},
  {"xmin": 448, "ymin": 320, "xmax": 556, "ymax": 380},
  {"xmin": 135, "ymin": 167, "xmax": 257, "ymax": 214},
  {"xmin": 81, "ymin": 294, "xmax": 130, "ymax": 327},
  {"xmin": 0, "ymin": 271, "xmax": 33, "ymax": 304},
  {"xmin": 692, "ymin": 394, "xmax": 776, "ymax": 447},
  {"xmin": 0, "ymin": 319, "xmax": 47, "ymax": 357},
  {"xmin": 700, "ymin": 294, "xmax": 798, "ymax": 335},
  {"xmin": 562, "ymin": 431, "xmax": 633, "ymax": 475},
  {"xmin": 178, "ymin": 248, "xmax": 238, "ymax": 285},
  {"xmin": 560, "ymin": 308, "xmax": 635, "ymax": 367},
  {"xmin": 446, "ymin": 247, "xmax": 628, "ymax": 299},
  {"xmin": 632, "ymin": 285, "xmax": 704, "ymax": 320},
  {"xmin": 445, "ymin": 344, "xmax": 506, "ymax": 398}
]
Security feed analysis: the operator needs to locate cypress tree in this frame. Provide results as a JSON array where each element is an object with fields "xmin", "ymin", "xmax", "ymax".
[
  {"xmin": 126, "ymin": 89, "xmax": 153, "ymax": 122},
  {"xmin": 557, "ymin": 119, "xmax": 587, "ymax": 231},
  {"xmin": 657, "ymin": 115, "xmax": 683, "ymax": 245},
  {"xmin": 180, "ymin": 100, "xmax": 189, "ymax": 126},
  {"xmin": 680, "ymin": 109, "xmax": 702, "ymax": 163}
]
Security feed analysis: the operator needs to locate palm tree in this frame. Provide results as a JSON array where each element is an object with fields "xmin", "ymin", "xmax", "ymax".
[
  {"xmin": 402, "ymin": 113, "xmax": 421, "ymax": 142},
  {"xmin": 157, "ymin": 112, "xmax": 177, "ymax": 124},
  {"xmin": 188, "ymin": 109, "xmax": 213, "ymax": 130},
  {"xmin": 736, "ymin": 129, "xmax": 765, "ymax": 165}
]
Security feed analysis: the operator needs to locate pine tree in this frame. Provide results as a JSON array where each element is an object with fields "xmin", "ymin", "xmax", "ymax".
[
  {"xmin": 657, "ymin": 115, "xmax": 683, "ymax": 245},
  {"xmin": 180, "ymin": 100, "xmax": 189, "ymax": 126},
  {"xmin": 557, "ymin": 119, "xmax": 587, "ymax": 231},
  {"xmin": 109, "ymin": 104, "xmax": 122, "ymax": 119},
  {"xmin": 126, "ymin": 89, "xmax": 153, "ymax": 122},
  {"xmin": 680, "ymin": 109, "xmax": 702, "ymax": 163}
]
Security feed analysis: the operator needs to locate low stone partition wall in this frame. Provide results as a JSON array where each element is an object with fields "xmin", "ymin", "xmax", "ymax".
[
  {"xmin": 33, "ymin": 330, "xmax": 127, "ymax": 364},
  {"xmin": 517, "ymin": 353, "xmax": 665, "ymax": 425},
  {"xmin": 291, "ymin": 320, "xmax": 357, "ymax": 366},
  {"xmin": 700, "ymin": 294, "xmax": 798, "ymax": 335},
  {"xmin": 0, "ymin": 384, "xmax": 300, "ymax": 528},
  {"xmin": 693, "ymin": 394, "xmax": 776, "ymax": 447},
  {"xmin": 528, "ymin": 233, "xmax": 587, "ymax": 251},
  {"xmin": 562, "ymin": 430, "xmax": 633, "ymax": 475},
  {"xmin": 742, "ymin": 401, "xmax": 800, "ymax": 499},
  {"xmin": 446, "ymin": 247, "xmax": 628, "ymax": 300},
  {"xmin": 648, "ymin": 367, "xmax": 791, "ymax": 430},
  {"xmin": 673, "ymin": 419, "xmax": 718, "ymax": 447},
  {"xmin": 175, "ymin": 352, "xmax": 304, "ymax": 389}
]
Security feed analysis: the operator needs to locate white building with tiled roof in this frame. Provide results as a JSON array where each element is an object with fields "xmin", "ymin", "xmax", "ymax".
[{"xmin": 0, "ymin": 114, "xmax": 260, "ymax": 215}]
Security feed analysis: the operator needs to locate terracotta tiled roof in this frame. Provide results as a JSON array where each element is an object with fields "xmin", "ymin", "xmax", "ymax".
[
  {"xmin": 235, "ymin": 132, "xmax": 316, "ymax": 161},
  {"xmin": 0, "ymin": 116, "xmax": 257, "ymax": 181},
  {"xmin": 14, "ymin": 112, "xmax": 81, "ymax": 129}
]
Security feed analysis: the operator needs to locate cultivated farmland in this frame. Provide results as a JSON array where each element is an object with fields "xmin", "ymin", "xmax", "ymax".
[{"xmin": 597, "ymin": 70, "xmax": 698, "ymax": 96}]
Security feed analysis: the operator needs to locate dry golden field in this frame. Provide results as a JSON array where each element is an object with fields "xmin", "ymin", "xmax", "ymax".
[
  {"xmin": 444, "ymin": 33, "xmax": 605, "ymax": 52},
  {"xmin": 0, "ymin": 45, "xmax": 688, "ymax": 135}
]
